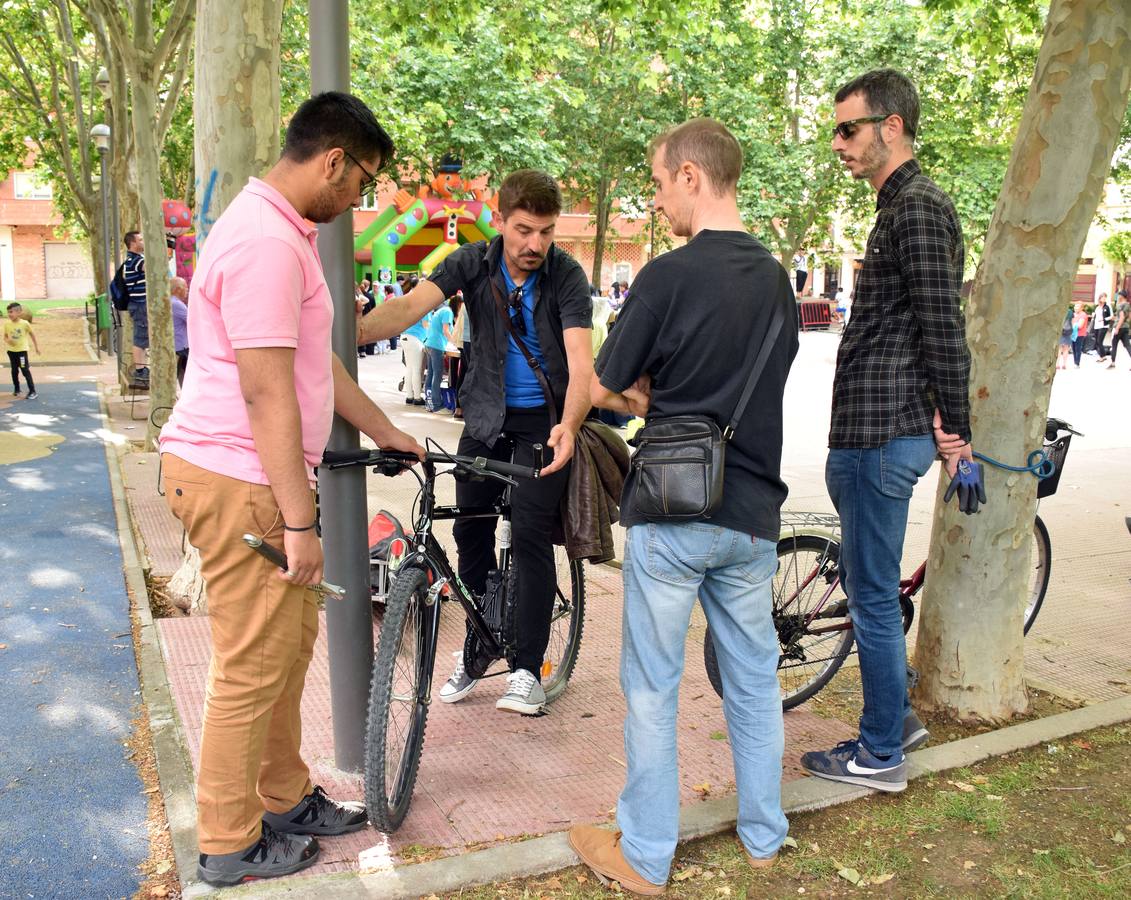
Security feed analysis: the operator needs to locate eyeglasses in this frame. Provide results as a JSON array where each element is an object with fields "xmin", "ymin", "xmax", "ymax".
[
  {"xmin": 343, "ymin": 150, "xmax": 378, "ymax": 198},
  {"xmin": 832, "ymin": 115, "xmax": 890, "ymax": 141},
  {"xmin": 507, "ymin": 286, "xmax": 526, "ymax": 336}
]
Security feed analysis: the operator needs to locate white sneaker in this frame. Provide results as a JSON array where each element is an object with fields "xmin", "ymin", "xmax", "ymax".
[
  {"xmin": 438, "ymin": 651, "xmax": 478, "ymax": 703},
  {"xmin": 495, "ymin": 668, "xmax": 546, "ymax": 715}
]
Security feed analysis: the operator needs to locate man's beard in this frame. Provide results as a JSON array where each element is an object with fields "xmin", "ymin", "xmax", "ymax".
[{"xmin": 854, "ymin": 131, "xmax": 891, "ymax": 181}]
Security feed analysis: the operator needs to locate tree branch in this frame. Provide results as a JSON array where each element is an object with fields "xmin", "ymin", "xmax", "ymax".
[
  {"xmin": 152, "ymin": 0, "xmax": 194, "ymax": 75},
  {"xmin": 156, "ymin": 24, "xmax": 191, "ymax": 146}
]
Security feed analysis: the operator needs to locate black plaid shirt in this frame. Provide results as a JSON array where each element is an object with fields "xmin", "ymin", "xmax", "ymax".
[{"xmin": 830, "ymin": 160, "xmax": 971, "ymax": 448}]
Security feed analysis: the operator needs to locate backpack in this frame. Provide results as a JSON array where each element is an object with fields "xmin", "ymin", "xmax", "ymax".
[{"xmin": 109, "ymin": 263, "xmax": 130, "ymax": 311}]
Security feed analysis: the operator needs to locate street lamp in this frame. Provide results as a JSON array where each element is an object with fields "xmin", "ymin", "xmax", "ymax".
[
  {"xmin": 647, "ymin": 200, "xmax": 656, "ymax": 262},
  {"xmin": 91, "ymin": 123, "xmax": 112, "ymax": 357},
  {"xmin": 94, "ymin": 66, "xmax": 110, "ymax": 98},
  {"xmin": 94, "ymin": 67, "xmax": 120, "ymax": 267}
]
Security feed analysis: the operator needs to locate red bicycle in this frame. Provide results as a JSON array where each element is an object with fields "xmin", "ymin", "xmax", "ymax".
[{"xmin": 703, "ymin": 418, "xmax": 1077, "ymax": 709}]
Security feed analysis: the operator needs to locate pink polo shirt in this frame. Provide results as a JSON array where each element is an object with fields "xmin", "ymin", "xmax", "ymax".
[{"xmin": 159, "ymin": 178, "xmax": 334, "ymax": 485}]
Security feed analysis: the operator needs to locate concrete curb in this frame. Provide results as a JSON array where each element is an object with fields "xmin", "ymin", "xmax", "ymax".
[
  {"xmin": 211, "ymin": 692, "xmax": 1131, "ymax": 899},
  {"xmin": 99, "ymin": 387, "xmax": 201, "ymax": 892}
]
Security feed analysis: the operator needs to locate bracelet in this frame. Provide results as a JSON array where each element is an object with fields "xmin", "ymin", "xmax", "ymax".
[{"xmin": 283, "ymin": 522, "xmax": 317, "ymax": 532}]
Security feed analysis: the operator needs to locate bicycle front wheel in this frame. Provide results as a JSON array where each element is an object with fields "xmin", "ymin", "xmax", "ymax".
[
  {"xmin": 540, "ymin": 548, "xmax": 586, "ymax": 703},
  {"xmin": 703, "ymin": 534, "xmax": 854, "ymax": 710},
  {"xmin": 1024, "ymin": 516, "xmax": 1051, "ymax": 634},
  {"xmin": 365, "ymin": 567, "xmax": 433, "ymax": 833}
]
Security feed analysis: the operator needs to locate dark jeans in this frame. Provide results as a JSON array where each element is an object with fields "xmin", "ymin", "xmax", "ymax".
[
  {"xmin": 1071, "ymin": 335, "xmax": 1086, "ymax": 366},
  {"xmin": 825, "ymin": 435, "xmax": 937, "ymax": 757},
  {"xmin": 1093, "ymin": 326, "xmax": 1109, "ymax": 359},
  {"xmin": 1112, "ymin": 328, "xmax": 1131, "ymax": 363},
  {"xmin": 8, "ymin": 350, "xmax": 34, "ymax": 392},
  {"xmin": 453, "ymin": 406, "xmax": 570, "ymax": 677},
  {"xmin": 176, "ymin": 349, "xmax": 189, "ymax": 386}
]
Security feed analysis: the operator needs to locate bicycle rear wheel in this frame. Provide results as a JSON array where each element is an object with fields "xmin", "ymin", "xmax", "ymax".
[
  {"xmin": 365, "ymin": 567, "xmax": 434, "ymax": 833},
  {"xmin": 1024, "ymin": 516, "xmax": 1051, "ymax": 634},
  {"xmin": 540, "ymin": 548, "xmax": 586, "ymax": 703},
  {"xmin": 703, "ymin": 534, "xmax": 854, "ymax": 710}
]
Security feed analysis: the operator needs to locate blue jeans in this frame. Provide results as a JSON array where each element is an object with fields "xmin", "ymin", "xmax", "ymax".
[
  {"xmin": 825, "ymin": 435, "xmax": 937, "ymax": 758},
  {"xmin": 426, "ymin": 347, "xmax": 444, "ymax": 409},
  {"xmin": 618, "ymin": 523, "xmax": 787, "ymax": 884}
]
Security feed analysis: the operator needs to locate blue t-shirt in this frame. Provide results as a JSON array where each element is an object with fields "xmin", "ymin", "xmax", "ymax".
[
  {"xmin": 404, "ymin": 311, "xmax": 430, "ymax": 342},
  {"xmin": 500, "ymin": 265, "xmax": 547, "ymax": 407},
  {"xmin": 425, "ymin": 305, "xmax": 454, "ymax": 350}
]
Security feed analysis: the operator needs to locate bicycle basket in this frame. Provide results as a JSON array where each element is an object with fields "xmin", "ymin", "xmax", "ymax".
[{"xmin": 1037, "ymin": 434, "xmax": 1072, "ymax": 499}]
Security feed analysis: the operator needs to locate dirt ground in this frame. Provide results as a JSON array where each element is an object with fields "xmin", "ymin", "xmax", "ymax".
[
  {"xmin": 17, "ymin": 306, "xmax": 95, "ymax": 363},
  {"xmin": 450, "ymin": 722, "xmax": 1131, "ymax": 899}
]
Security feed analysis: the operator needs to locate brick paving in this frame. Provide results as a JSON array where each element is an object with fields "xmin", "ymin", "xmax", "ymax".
[{"xmin": 102, "ymin": 343, "xmax": 1131, "ymax": 882}]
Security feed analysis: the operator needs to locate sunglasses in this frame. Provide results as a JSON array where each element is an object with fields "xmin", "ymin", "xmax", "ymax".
[
  {"xmin": 832, "ymin": 114, "xmax": 890, "ymax": 141},
  {"xmin": 507, "ymin": 286, "xmax": 526, "ymax": 336},
  {"xmin": 343, "ymin": 150, "xmax": 378, "ymax": 198}
]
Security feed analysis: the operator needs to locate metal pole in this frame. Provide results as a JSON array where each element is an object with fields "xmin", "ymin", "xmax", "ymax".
[
  {"xmin": 310, "ymin": 0, "xmax": 371, "ymax": 773},
  {"xmin": 98, "ymin": 149, "xmax": 111, "ymax": 359}
]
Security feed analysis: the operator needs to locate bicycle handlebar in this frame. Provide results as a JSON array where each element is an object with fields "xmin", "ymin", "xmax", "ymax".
[{"xmin": 319, "ymin": 447, "xmax": 539, "ymax": 481}]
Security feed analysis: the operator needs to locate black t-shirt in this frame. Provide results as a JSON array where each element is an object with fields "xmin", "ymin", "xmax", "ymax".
[{"xmin": 595, "ymin": 230, "xmax": 799, "ymax": 541}]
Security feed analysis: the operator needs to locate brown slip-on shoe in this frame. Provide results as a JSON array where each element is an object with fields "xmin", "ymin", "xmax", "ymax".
[
  {"xmin": 568, "ymin": 825, "xmax": 666, "ymax": 896},
  {"xmin": 744, "ymin": 849, "xmax": 778, "ymax": 869}
]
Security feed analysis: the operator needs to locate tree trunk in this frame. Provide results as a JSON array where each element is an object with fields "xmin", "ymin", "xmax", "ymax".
[
  {"xmin": 167, "ymin": 0, "xmax": 284, "ymax": 614},
  {"xmin": 193, "ymin": 0, "xmax": 284, "ymax": 249},
  {"xmin": 590, "ymin": 173, "xmax": 611, "ymax": 289},
  {"xmin": 130, "ymin": 74, "xmax": 176, "ymax": 449},
  {"xmin": 913, "ymin": 0, "xmax": 1131, "ymax": 720}
]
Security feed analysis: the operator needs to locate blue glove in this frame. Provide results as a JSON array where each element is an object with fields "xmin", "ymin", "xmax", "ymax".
[{"xmin": 944, "ymin": 459, "xmax": 987, "ymax": 515}]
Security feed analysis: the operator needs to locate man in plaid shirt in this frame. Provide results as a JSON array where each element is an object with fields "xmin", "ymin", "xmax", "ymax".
[{"xmin": 801, "ymin": 69, "xmax": 974, "ymax": 793}]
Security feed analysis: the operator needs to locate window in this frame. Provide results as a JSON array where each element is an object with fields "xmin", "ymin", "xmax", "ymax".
[
  {"xmin": 359, "ymin": 192, "xmax": 378, "ymax": 211},
  {"xmin": 615, "ymin": 262, "xmax": 632, "ymax": 286},
  {"xmin": 12, "ymin": 171, "xmax": 52, "ymax": 200}
]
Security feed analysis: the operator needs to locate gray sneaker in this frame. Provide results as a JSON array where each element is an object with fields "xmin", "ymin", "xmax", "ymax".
[
  {"xmin": 496, "ymin": 667, "xmax": 546, "ymax": 715},
  {"xmin": 800, "ymin": 739, "xmax": 907, "ymax": 792},
  {"xmin": 26, "ymin": 391, "xmax": 37, "ymax": 400},
  {"xmin": 903, "ymin": 709, "xmax": 930, "ymax": 752},
  {"xmin": 262, "ymin": 785, "xmax": 366, "ymax": 836},
  {"xmin": 439, "ymin": 650, "xmax": 479, "ymax": 703},
  {"xmin": 197, "ymin": 822, "xmax": 319, "ymax": 887}
]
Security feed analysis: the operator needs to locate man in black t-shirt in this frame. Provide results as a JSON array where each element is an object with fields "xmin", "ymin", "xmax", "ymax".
[{"xmin": 570, "ymin": 118, "xmax": 798, "ymax": 895}]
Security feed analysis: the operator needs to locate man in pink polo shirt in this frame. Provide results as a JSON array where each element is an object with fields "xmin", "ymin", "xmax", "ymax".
[{"xmin": 159, "ymin": 92, "xmax": 424, "ymax": 887}]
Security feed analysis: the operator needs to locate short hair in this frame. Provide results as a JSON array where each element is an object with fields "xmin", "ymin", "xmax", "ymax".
[
  {"xmin": 283, "ymin": 91, "xmax": 395, "ymax": 172},
  {"xmin": 835, "ymin": 69, "xmax": 920, "ymax": 140},
  {"xmin": 7, "ymin": 302, "xmax": 21, "ymax": 311},
  {"xmin": 124, "ymin": 231, "xmax": 141, "ymax": 248},
  {"xmin": 648, "ymin": 118, "xmax": 743, "ymax": 196},
  {"xmin": 497, "ymin": 169, "xmax": 562, "ymax": 218}
]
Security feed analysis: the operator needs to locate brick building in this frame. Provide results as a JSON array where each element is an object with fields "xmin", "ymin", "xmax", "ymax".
[{"xmin": 0, "ymin": 169, "xmax": 94, "ymax": 302}]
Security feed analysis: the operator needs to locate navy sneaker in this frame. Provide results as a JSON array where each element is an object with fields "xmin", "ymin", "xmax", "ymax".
[
  {"xmin": 262, "ymin": 785, "xmax": 367, "ymax": 836},
  {"xmin": 903, "ymin": 709, "xmax": 930, "ymax": 752},
  {"xmin": 800, "ymin": 739, "xmax": 907, "ymax": 792}
]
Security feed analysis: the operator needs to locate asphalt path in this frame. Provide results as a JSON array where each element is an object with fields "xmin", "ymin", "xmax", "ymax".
[{"xmin": 0, "ymin": 381, "xmax": 146, "ymax": 899}]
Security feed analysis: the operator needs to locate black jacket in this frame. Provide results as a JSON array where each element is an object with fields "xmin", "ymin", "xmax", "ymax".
[{"xmin": 429, "ymin": 237, "xmax": 592, "ymax": 447}]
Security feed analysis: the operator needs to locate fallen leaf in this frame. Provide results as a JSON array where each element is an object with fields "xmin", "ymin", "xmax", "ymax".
[
  {"xmin": 986, "ymin": 794, "xmax": 1004, "ymax": 801},
  {"xmin": 1113, "ymin": 831, "xmax": 1126, "ymax": 845},
  {"xmin": 673, "ymin": 865, "xmax": 702, "ymax": 882},
  {"xmin": 1032, "ymin": 848, "xmax": 1050, "ymax": 856},
  {"xmin": 950, "ymin": 781, "xmax": 976, "ymax": 793},
  {"xmin": 494, "ymin": 833, "xmax": 505, "ymax": 842},
  {"xmin": 153, "ymin": 860, "xmax": 173, "ymax": 875},
  {"xmin": 575, "ymin": 874, "xmax": 588, "ymax": 884},
  {"xmin": 837, "ymin": 867, "xmax": 861, "ymax": 885},
  {"xmin": 963, "ymin": 860, "xmax": 976, "ymax": 870},
  {"xmin": 872, "ymin": 873, "xmax": 895, "ymax": 885},
  {"xmin": 970, "ymin": 775, "xmax": 990, "ymax": 785},
  {"xmin": 922, "ymin": 843, "xmax": 936, "ymax": 850},
  {"xmin": 782, "ymin": 836, "xmax": 799, "ymax": 849},
  {"xmin": 709, "ymin": 730, "xmax": 727, "ymax": 741},
  {"xmin": 150, "ymin": 888, "xmax": 168, "ymax": 898},
  {"xmin": 716, "ymin": 887, "xmax": 732, "ymax": 896},
  {"xmin": 692, "ymin": 782, "xmax": 711, "ymax": 796},
  {"xmin": 542, "ymin": 876, "xmax": 563, "ymax": 890},
  {"xmin": 1072, "ymin": 739, "xmax": 1094, "ymax": 751}
]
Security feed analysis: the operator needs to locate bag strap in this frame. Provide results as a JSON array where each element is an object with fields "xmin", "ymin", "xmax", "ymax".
[
  {"xmin": 489, "ymin": 276, "xmax": 559, "ymax": 428},
  {"xmin": 723, "ymin": 305, "xmax": 786, "ymax": 441}
]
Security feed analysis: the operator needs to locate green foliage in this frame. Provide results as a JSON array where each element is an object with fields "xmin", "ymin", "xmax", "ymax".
[{"xmin": 1100, "ymin": 231, "xmax": 1131, "ymax": 266}]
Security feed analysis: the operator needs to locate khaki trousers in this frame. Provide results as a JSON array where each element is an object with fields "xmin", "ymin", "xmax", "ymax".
[{"xmin": 162, "ymin": 453, "xmax": 317, "ymax": 854}]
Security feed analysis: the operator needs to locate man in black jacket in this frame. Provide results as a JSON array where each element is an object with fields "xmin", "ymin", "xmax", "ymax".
[{"xmin": 359, "ymin": 169, "xmax": 593, "ymax": 715}]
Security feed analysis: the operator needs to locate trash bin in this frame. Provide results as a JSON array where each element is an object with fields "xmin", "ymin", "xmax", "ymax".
[{"xmin": 96, "ymin": 292, "xmax": 112, "ymax": 331}]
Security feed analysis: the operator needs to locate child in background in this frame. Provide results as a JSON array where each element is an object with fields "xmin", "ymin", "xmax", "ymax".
[{"xmin": 4, "ymin": 302, "xmax": 39, "ymax": 399}]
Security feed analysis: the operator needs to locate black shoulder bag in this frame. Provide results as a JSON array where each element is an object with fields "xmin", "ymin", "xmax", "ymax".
[
  {"xmin": 624, "ymin": 306, "xmax": 785, "ymax": 521},
  {"xmin": 489, "ymin": 277, "xmax": 559, "ymax": 428}
]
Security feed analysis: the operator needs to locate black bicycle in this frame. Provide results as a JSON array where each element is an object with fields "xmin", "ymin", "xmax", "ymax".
[
  {"xmin": 321, "ymin": 442, "xmax": 585, "ymax": 833},
  {"xmin": 702, "ymin": 417, "xmax": 1078, "ymax": 710}
]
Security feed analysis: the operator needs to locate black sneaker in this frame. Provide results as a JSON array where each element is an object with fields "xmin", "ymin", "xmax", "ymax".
[
  {"xmin": 262, "ymin": 785, "xmax": 367, "ymax": 836},
  {"xmin": 197, "ymin": 822, "xmax": 319, "ymax": 886},
  {"xmin": 26, "ymin": 391, "xmax": 37, "ymax": 400}
]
